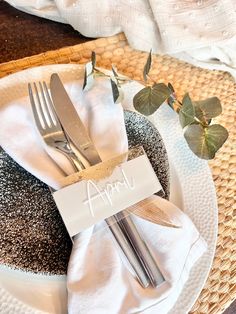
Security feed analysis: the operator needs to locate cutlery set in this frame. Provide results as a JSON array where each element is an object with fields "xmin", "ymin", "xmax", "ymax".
[{"xmin": 28, "ymin": 73, "xmax": 165, "ymax": 288}]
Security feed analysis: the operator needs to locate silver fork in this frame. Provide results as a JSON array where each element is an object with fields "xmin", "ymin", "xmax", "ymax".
[
  {"xmin": 28, "ymin": 81, "xmax": 150, "ymax": 288},
  {"xmin": 28, "ymin": 82, "xmax": 84, "ymax": 173}
]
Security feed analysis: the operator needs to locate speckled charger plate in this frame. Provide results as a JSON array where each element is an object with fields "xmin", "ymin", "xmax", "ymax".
[{"xmin": 0, "ymin": 110, "xmax": 170, "ymax": 275}]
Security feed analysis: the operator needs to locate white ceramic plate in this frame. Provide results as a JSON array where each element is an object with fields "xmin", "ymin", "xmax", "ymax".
[{"xmin": 0, "ymin": 64, "xmax": 218, "ymax": 314}]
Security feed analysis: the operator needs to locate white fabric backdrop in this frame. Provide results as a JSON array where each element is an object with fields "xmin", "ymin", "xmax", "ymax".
[{"xmin": 5, "ymin": 0, "xmax": 236, "ymax": 79}]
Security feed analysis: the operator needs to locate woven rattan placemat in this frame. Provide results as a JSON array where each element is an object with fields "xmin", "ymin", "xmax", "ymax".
[{"xmin": 0, "ymin": 33, "xmax": 235, "ymax": 314}]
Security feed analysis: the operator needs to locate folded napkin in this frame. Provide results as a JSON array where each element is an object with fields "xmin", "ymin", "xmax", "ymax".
[
  {"xmin": 68, "ymin": 197, "xmax": 207, "ymax": 314},
  {"xmin": 0, "ymin": 74, "xmax": 207, "ymax": 313},
  {"xmin": 5, "ymin": 0, "xmax": 236, "ymax": 79}
]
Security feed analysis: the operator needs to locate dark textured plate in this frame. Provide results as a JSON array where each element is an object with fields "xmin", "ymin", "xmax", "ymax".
[{"xmin": 0, "ymin": 110, "xmax": 169, "ymax": 275}]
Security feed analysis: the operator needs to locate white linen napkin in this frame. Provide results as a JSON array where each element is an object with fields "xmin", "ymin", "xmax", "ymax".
[
  {"xmin": 68, "ymin": 197, "xmax": 207, "ymax": 314},
  {"xmin": 5, "ymin": 0, "xmax": 236, "ymax": 79},
  {"xmin": 0, "ymin": 76, "xmax": 207, "ymax": 314}
]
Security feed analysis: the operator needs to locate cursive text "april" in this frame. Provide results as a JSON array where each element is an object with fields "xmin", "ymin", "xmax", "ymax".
[{"xmin": 83, "ymin": 167, "xmax": 135, "ymax": 217}]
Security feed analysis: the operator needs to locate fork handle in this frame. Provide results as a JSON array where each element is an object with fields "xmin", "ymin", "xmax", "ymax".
[
  {"xmin": 116, "ymin": 211, "xmax": 165, "ymax": 286},
  {"xmin": 68, "ymin": 152, "xmax": 84, "ymax": 172},
  {"xmin": 105, "ymin": 216, "xmax": 150, "ymax": 288},
  {"xmin": 56, "ymin": 145, "xmax": 85, "ymax": 172}
]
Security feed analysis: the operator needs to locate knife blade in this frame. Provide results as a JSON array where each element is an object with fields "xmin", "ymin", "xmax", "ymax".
[{"xmin": 50, "ymin": 73, "xmax": 101, "ymax": 166}]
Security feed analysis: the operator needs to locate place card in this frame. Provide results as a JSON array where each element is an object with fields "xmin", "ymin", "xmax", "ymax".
[{"xmin": 53, "ymin": 147, "xmax": 163, "ymax": 237}]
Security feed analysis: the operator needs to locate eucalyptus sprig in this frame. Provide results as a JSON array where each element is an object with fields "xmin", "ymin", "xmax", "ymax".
[
  {"xmin": 82, "ymin": 51, "xmax": 229, "ymax": 160},
  {"xmin": 83, "ymin": 52, "xmax": 129, "ymax": 103}
]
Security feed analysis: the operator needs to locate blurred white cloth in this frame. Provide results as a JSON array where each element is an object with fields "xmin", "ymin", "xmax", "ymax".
[
  {"xmin": 5, "ymin": 0, "xmax": 236, "ymax": 79},
  {"xmin": 0, "ymin": 74, "xmax": 207, "ymax": 313}
]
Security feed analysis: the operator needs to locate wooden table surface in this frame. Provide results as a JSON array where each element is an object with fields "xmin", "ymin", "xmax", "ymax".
[
  {"xmin": 0, "ymin": 0, "xmax": 89, "ymax": 63},
  {"xmin": 0, "ymin": 1, "xmax": 235, "ymax": 313}
]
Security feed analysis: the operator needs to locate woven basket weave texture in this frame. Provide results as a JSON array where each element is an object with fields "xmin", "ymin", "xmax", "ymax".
[{"xmin": 0, "ymin": 33, "xmax": 235, "ymax": 314}]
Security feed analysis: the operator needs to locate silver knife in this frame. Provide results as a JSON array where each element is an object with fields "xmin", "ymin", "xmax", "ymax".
[
  {"xmin": 50, "ymin": 73, "xmax": 101, "ymax": 166},
  {"xmin": 50, "ymin": 73, "xmax": 165, "ymax": 287}
]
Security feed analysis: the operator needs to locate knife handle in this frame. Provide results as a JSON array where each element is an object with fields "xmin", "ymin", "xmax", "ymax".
[
  {"xmin": 105, "ymin": 216, "xmax": 150, "ymax": 288},
  {"xmin": 115, "ymin": 212, "xmax": 165, "ymax": 287}
]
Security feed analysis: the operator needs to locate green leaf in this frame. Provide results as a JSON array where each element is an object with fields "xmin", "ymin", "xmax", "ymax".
[
  {"xmin": 184, "ymin": 124, "xmax": 228, "ymax": 159},
  {"xmin": 112, "ymin": 65, "xmax": 118, "ymax": 77},
  {"xmin": 193, "ymin": 97, "xmax": 222, "ymax": 122},
  {"xmin": 117, "ymin": 87, "xmax": 124, "ymax": 104},
  {"xmin": 167, "ymin": 96, "xmax": 175, "ymax": 109},
  {"xmin": 91, "ymin": 51, "xmax": 96, "ymax": 69},
  {"xmin": 82, "ymin": 66, "xmax": 87, "ymax": 90},
  {"xmin": 167, "ymin": 82, "xmax": 175, "ymax": 110},
  {"xmin": 133, "ymin": 83, "xmax": 171, "ymax": 116},
  {"xmin": 110, "ymin": 78, "xmax": 120, "ymax": 103},
  {"xmin": 83, "ymin": 62, "xmax": 94, "ymax": 91},
  {"xmin": 143, "ymin": 49, "xmax": 152, "ymax": 82},
  {"xmin": 93, "ymin": 70, "xmax": 106, "ymax": 78},
  {"xmin": 179, "ymin": 93, "xmax": 195, "ymax": 128},
  {"xmin": 110, "ymin": 78, "xmax": 124, "ymax": 104},
  {"xmin": 168, "ymin": 82, "xmax": 175, "ymax": 93}
]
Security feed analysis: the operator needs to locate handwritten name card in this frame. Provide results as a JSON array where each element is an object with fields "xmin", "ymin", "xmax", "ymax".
[{"xmin": 53, "ymin": 150, "xmax": 162, "ymax": 237}]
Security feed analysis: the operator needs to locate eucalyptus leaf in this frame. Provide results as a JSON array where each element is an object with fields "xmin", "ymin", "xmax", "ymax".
[
  {"xmin": 179, "ymin": 93, "xmax": 195, "ymax": 128},
  {"xmin": 93, "ymin": 71, "xmax": 106, "ymax": 78},
  {"xmin": 133, "ymin": 83, "xmax": 171, "ymax": 116},
  {"xmin": 167, "ymin": 95, "xmax": 175, "ymax": 109},
  {"xmin": 91, "ymin": 51, "xmax": 96, "ymax": 69},
  {"xmin": 184, "ymin": 124, "xmax": 228, "ymax": 159},
  {"xmin": 193, "ymin": 97, "xmax": 222, "ymax": 122},
  {"xmin": 143, "ymin": 50, "xmax": 152, "ymax": 82},
  {"xmin": 167, "ymin": 82, "xmax": 175, "ymax": 109},
  {"xmin": 168, "ymin": 82, "xmax": 175, "ymax": 93},
  {"xmin": 82, "ymin": 66, "xmax": 87, "ymax": 90},
  {"xmin": 83, "ymin": 62, "xmax": 94, "ymax": 91},
  {"xmin": 112, "ymin": 65, "xmax": 118, "ymax": 78},
  {"xmin": 110, "ymin": 78, "xmax": 120, "ymax": 103},
  {"xmin": 116, "ymin": 87, "xmax": 124, "ymax": 104}
]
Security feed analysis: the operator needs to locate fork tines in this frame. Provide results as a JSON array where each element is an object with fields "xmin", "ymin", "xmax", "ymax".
[{"xmin": 28, "ymin": 81, "xmax": 59, "ymax": 132}]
